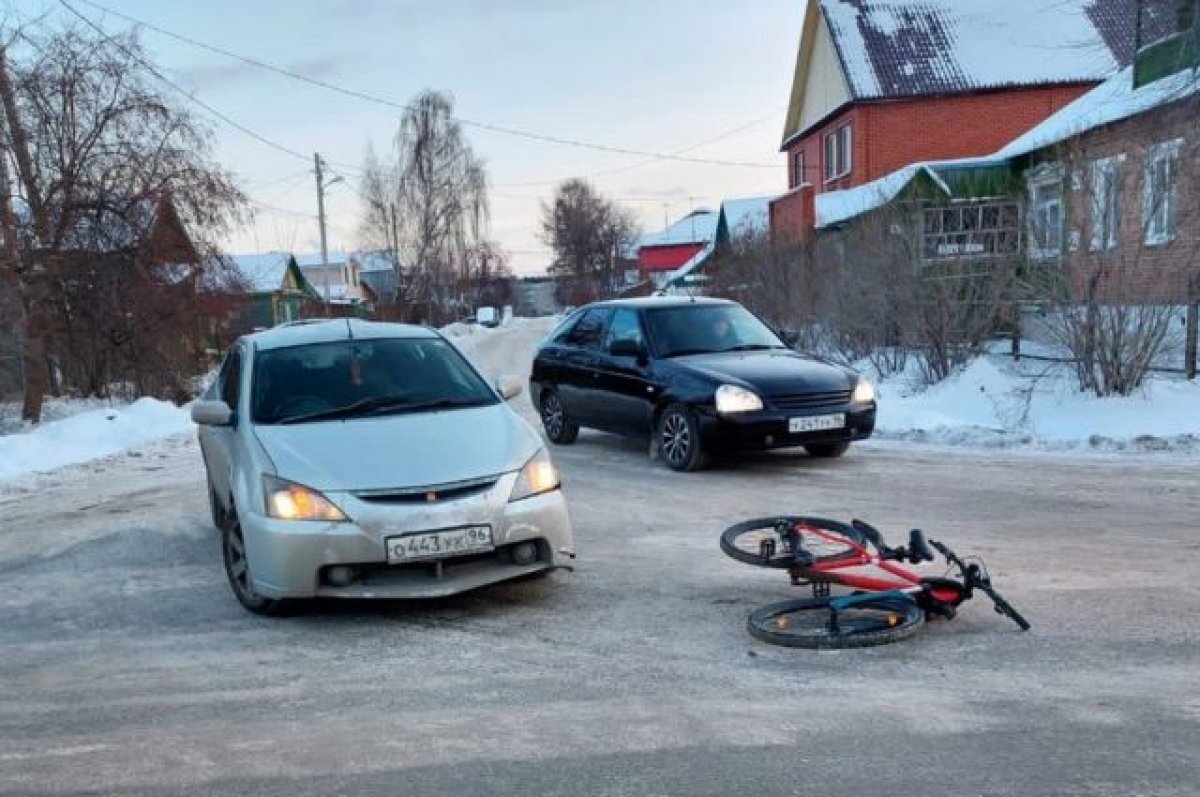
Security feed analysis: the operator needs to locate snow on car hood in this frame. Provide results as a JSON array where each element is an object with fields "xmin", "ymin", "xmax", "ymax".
[{"xmin": 253, "ymin": 404, "xmax": 540, "ymax": 492}]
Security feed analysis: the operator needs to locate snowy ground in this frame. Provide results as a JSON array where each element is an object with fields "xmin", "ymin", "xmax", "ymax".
[{"xmin": 1, "ymin": 320, "xmax": 1198, "ymax": 796}]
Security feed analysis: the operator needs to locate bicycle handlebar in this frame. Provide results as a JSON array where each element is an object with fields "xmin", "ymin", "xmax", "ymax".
[{"xmin": 929, "ymin": 539, "xmax": 1030, "ymax": 631}]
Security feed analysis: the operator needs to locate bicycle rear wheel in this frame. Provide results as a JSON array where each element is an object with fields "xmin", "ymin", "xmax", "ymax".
[
  {"xmin": 720, "ymin": 516, "xmax": 867, "ymax": 568},
  {"xmin": 747, "ymin": 594, "xmax": 924, "ymax": 649}
]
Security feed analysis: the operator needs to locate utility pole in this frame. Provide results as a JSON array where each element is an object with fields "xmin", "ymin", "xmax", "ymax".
[{"xmin": 313, "ymin": 152, "xmax": 329, "ymax": 272}]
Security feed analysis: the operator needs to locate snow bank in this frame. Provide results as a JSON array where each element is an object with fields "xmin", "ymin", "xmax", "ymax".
[
  {"xmin": 0, "ymin": 398, "xmax": 193, "ymax": 482},
  {"xmin": 870, "ymin": 355, "xmax": 1200, "ymax": 452}
]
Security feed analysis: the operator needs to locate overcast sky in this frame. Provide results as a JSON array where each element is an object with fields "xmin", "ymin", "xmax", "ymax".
[{"xmin": 18, "ymin": 0, "xmax": 801, "ymax": 274}]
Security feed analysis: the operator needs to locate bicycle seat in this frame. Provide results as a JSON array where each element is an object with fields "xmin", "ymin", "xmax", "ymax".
[{"xmin": 908, "ymin": 529, "xmax": 935, "ymax": 564}]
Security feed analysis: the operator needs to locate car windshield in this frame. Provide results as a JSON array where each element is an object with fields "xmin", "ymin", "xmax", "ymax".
[
  {"xmin": 644, "ymin": 305, "xmax": 786, "ymax": 358},
  {"xmin": 251, "ymin": 337, "xmax": 498, "ymax": 425}
]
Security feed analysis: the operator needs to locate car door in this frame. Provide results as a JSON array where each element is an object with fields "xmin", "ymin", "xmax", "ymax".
[
  {"xmin": 199, "ymin": 344, "xmax": 244, "ymax": 506},
  {"xmin": 553, "ymin": 307, "xmax": 611, "ymax": 426},
  {"xmin": 592, "ymin": 307, "xmax": 656, "ymax": 435}
]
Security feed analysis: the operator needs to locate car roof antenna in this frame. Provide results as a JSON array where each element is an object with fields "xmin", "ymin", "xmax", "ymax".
[{"xmin": 345, "ymin": 317, "xmax": 355, "ymax": 341}]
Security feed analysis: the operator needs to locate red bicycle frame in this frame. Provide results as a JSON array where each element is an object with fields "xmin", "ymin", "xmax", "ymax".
[{"xmin": 789, "ymin": 521, "xmax": 962, "ymax": 605}]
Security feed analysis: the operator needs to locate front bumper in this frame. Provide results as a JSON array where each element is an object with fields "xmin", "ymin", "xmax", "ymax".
[
  {"xmin": 697, "ymin": 403, "xmax": 876, "ymax": 452},
  {"xmin": 240, "ymin": 472, "xmax": 575, "ymax": 599}
]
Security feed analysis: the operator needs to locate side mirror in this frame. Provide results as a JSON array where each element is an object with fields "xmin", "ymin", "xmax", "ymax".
[
  {"xmin": 192, "ymin": 399, "xmax": 234, "ymax": 426},
  {"xmin": 496, "ymin": 375, "xmax": 524, "ymax": 401},
  {"xmin": 776, "ymin": 327, "xmax": 800, "ymax": 348},
  {"xmin": 609, "ymin": 338, "xmax": 645, "ymax": 360}
]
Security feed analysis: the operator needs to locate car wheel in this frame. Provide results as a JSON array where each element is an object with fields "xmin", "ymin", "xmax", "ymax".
[
  {"xmin": 540, "ymin": 388, "xmax": 579, "ymax": 445},
  {"xmin": 657, "ymin": 404, "xmax": 709, "ymax": 472},
  {"xmin": 805, "ymin": 442, "xmax": 850, "ymax": 458},
  {"xmin": 222, "ymin": 514, "xmax": 288, "ymax": 617},
  {"xmin": 207, "ymin": 478, "xmax": 226, "ymax": 531}
]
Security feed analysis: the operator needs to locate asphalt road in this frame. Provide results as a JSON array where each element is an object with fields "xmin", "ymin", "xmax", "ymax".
[{"xmin": 1, "ymin": 325, "xmax": 1198, "ymax": 796}]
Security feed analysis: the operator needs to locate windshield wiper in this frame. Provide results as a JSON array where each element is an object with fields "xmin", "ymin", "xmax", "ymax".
[
  {"xmin": 373, "ymin": 397, "xmax": 491, "ymax": 415},
  {"xmin": 720, "ymin": 344, "xmax": 786, "ymax": 353},
  {"xmin": 276, "ymin": 394, "xmax": 414, "ymax": 425},
  {"xmin": 664, "ymin": 347, "xmax": 716, "ymax": 358}
]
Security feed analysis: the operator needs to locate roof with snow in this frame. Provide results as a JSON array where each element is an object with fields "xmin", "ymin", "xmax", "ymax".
[
  {"xmin": 818, "ymin": 0, "xmax": 1136, "ymax": 101},
  {"xmin": 719, "ymin": 195, "xmax": 775, "ymax": 240},
  {"xmin": 638, "ymin": 209, "xmax": 719, "ymax": 249},
  {"xmin": 228, "ymin": 252, "xmax": 293, "ymax": 293}
]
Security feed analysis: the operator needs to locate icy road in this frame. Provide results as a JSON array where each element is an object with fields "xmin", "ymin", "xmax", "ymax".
[{"xmin": 1, "ymin": 320, "xmax": 1197, "ymax": 796}]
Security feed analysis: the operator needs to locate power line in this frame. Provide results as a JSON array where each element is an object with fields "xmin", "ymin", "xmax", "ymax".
[{"xmin": 67, "ymin": 0, "xmax": 781, "ymax": 170}]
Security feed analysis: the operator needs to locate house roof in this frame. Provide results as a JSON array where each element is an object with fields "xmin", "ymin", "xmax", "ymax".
[
  {"xmin": 818, "ymin": 0, "xmax": 1132, "ymax": 101},
  {"xmin": 229, "ymin": 253, "xmax": 293, "ymax": 292},
  {"xmin": 638, "ymin": 209, "xmax": 719, "ymax": 249},
  {"xmin": 719, "ymin": 195, "xmax": 775, "ymax": 239},
  {"xmin": 813, "ymin": 63, "xmax": 1200, "ymax": 229}
]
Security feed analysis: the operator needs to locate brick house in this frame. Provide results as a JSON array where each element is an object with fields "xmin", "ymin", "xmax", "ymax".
[
  {"xmin": 635, "ymin": 209, "xmax": 718, "ymax": 288},
  {"xmin": 807, "ymin": 0, "xmax": 1199, "ymax": 305},
  {"xmin": 771, "ymin": 0, "xmax": 1158, "ymax": 242}
]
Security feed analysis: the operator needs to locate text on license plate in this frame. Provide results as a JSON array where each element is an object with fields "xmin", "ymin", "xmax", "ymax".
[
  {"xmin": 387, "ymin": 526, "xmax": 493, "ymax": 563},
  {"xmin": 789, "ymin": 413, "xmax": 845, "ymax": 433}
]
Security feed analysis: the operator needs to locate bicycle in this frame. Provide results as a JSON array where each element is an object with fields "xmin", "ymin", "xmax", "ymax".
[{"xmin": 720, "ymin": 516, "xmax": 1030, "ymax": 649}]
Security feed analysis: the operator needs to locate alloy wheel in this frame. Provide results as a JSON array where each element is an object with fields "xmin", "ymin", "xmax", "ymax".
[
  {"xmin": 661, "ymin": 412, "xmax": 691, "ymax": 467},
  {"xmin": 225, "ymin": 522, "xmax": 255, "ymax": 601},
  {"xmin": 542, "ymin": 393, "xmax": 565, "ymax": 438}
]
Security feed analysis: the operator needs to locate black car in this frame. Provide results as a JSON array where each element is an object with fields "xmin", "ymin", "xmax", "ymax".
[{"xmin": 529, "ymin": 297, "xmax": 876, "ymax": 471}]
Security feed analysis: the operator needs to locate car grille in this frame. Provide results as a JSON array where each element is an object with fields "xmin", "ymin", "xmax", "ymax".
[
  {"xmin": 769, "ymin": 390, "xmax": 852, "ymax": 411},
  {"xmin": 353, "ymin": 476, "xmax": 499, "ymax": 505}
]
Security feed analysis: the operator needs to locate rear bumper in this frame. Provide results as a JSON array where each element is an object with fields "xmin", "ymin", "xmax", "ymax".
[
  {"xmin": 239, "ymin": 475, "xmax": 575, "ymax": 599},
  {"xmin": 697, "ymin": 404, "xmax": 876, "ymax": 451}
]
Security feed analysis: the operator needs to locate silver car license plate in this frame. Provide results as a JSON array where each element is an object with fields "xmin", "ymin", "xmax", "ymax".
[
  {"xmin": 386, "ymin": 526, "xmax": 494, "ymax": 563},
  {"xmin": 789, "ymin": 413, "xmax": 845, "ymax": 433}
]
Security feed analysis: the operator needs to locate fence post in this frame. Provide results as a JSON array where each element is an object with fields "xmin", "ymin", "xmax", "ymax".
[
  {"xmin": 1010, "ymin": 301, "xmax": 1022, "ymax": 362},
  {"xmin": 1186, "ymin": 301, "xmax": 1198, "ymax": 381}
]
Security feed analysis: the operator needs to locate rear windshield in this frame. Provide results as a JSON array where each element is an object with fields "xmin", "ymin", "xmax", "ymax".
[{"xmin": 251, "ymin": 337, "xmax": 498, "ymax": 425}]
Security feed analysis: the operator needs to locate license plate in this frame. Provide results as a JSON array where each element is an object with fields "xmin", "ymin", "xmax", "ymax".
[
  {"xmin": 789, "ymin": 413, "xmax": 845, "ymax": 433},
  {"xmin": 386, "ymin": 526, "xmax": 493, "ymax": 563}
]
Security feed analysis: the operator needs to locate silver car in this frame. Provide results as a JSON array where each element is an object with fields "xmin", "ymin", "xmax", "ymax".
[{"xmin": 192, "ymin": 319, "xmax": 575, "ymax": 615}]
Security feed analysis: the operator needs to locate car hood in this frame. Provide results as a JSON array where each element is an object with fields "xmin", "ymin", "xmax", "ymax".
[
  {"xmin": 674, "ymin": 350, "xmax": 853, "ymax": 395},
  {"xmin": 253, "ymin": 404, "xmax": 539, "ymax": 492}
]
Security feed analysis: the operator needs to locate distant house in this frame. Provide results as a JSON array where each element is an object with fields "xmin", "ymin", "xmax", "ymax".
[
  {"xmin": 230, "ymin": 253, "xmax": 322, "ymax": 328},
  {"xmin": 352, "ymin": 250, "xmax": 400, "ymax": 306},
  {"xmin": 772, "ymin": 0, "xmax": 1155, "ymax": 241},
  {"xmin": 808, "ymin": 0, "xmax": 1200, "ymax": 303},
  {"xmin": 659, "ymin": 195, "xmax": 777, "ymax": 293},
  {"xmin": 636, "ymin": 209, "xmax": 719, "ymax": 287}
]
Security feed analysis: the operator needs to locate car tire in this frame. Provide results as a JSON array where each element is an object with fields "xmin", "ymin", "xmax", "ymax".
[
  {"xmin": 222, "ymin": 513, "xmax": 289, "ymax": 617},
  {"xmin": 207, "ymin": 478, "xmax": 227, "ymax": 531},
  {"xmin": 657, "ymin": 404, "xmax": 709, "ymax": 472},
  {"xmin": 805, "ymin": 442, "xmax": 850, "ymax": 458},
  {"xmin": 539, "ymin": 388, "xmax": 579, "ymax": 445}
]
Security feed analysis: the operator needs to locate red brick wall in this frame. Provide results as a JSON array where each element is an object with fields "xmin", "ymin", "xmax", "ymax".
[
  {"xmin": 639, "ymin": 243, "xmax": 705, "ymax": 274},
  {"xmin": 784, "ymin": 84, "xmax": 1093, "ymax": 193},
  {"xmin": 770, "ymin": 185, "xmax": 815, "ymax": 244},
  {"xmin": 1061, "ymin": 97, "xmax": 1200, "ymax": 303}
]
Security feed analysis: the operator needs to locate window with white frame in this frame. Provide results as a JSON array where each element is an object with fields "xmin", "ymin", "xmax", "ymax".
[
  {"xmin": 823, "ymin": 124, "xmax": 852, "ymax": 182},
  {"xmin": 1028, "ymin": 171, "xmax": 1064, "ymax": 260},
  {"xmin": 1143, "ymin": 139, "xmax": 1180, "ymax": 246},
  {"xmin": 1089, "ymin": 155, "xmax": 1123, "ymax": 252},
  {"xmin": 793, "ymin": 150, "xmax": 806, "ymax": 188},
  {"xmin": 922, "ymin": 201, "xmax": 1020, "ymax": 261}
]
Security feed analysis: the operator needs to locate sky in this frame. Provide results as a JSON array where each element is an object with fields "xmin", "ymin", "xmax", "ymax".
[{"xmin": 13, "ymin": 0, "xmax": 801, "ymax": 274}]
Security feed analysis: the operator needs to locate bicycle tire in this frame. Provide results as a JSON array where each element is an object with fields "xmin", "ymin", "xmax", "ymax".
[
  {"xmin": 720, "ymin": 516, "xmax": 868, "ymax": 569},
  {"xmin": 747, "ymin": 594, "xmax": 925, "ymax": 649}
]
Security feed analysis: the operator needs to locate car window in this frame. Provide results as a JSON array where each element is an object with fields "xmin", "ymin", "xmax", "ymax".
[
  {"xmin": 605, "ymin": 308, "xmax": 644, "ymax": 352},
  {"xmin": 644, "ymin": 304, "xmax": 784, "ymax": 357},
  {"xmin": 563, "ymin": 308, "xmax": 610, "ymax": 351},
  {"xmin": 251, "ymin": 337, "xmax": 498, "ymax": 425},
  {"xmin": 219, "ymin": 348, "xmax": 242, "ymax": 410},
  {"xmin": 548, "ymin": 308, "xmax": 585, "ymax": 343}
]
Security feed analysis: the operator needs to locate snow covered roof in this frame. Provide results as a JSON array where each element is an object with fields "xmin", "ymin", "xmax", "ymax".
[
  {"xmin": 815, "ymin": 156, "xmax": 1003, "ymax": 228},
  {"xmin": 819, "ymin": 0, "xmax": 1132, "ymax": 101},
  {"xmin": 996, "ymin": 64, "xmax": 1200, "ymax": 158},
  {"xmin": 293, "ymin": 252, "xmax": 349, "ymax": 268},
  {"xmin": 720, "ymin": 195, "xmax": 775, "ymax": 239},
  {"xmin": 638, "ymin": 209, "xmax": 719, "ymax": 249},
  {"xmin": 229, "ymin": 252, "xmax": 292, "ymax": 293},
  {"xmin": 353, "ymin": 250, "xmax": 399, "ymax": 273}
]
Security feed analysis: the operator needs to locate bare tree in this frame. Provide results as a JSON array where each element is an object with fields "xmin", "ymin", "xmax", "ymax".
[
  {"xmin": 539, "ymin": 179, "xmax": 639, "ymax": 301},
  {"xmin": 359, "ymin": 91, "xmax": 489, "ymax": 322},
  {"xmin": 0, "ymin": 23, "xmax": 245, "ymax": 419}
]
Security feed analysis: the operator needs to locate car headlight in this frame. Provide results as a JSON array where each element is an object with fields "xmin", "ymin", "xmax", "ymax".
[
  {"xmin": 715, "ymin": 384, "xmax": 763, "ymax": 414},
  {"xmin": 263, "ymin": 475, "xmax": 347, "ymax": 522},
  {"xmin": 510, "ymin": 449, "xmax": 560, "ymax": 502},
  {"xmin": 852, "ymin": 379, "xmax": 876, "ymax": 404}
]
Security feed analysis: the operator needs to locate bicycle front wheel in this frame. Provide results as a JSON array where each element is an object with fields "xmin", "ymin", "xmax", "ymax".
[
  {"xmin": 720, "ymin": 516, "xmax": 867, "ymax": 568},
  {"xmin": 747, "ymin": 594, "xmax": 924, "ymax": 649}
]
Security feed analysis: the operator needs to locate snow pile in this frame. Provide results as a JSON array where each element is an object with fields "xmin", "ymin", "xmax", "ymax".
[
  {"xmin": 870, "ymin": 356, "xmax": 1200, "ymax": 452},
  {"xmin": 0, "ymin": 398, "xmax": 193, "ymax": 482}
]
